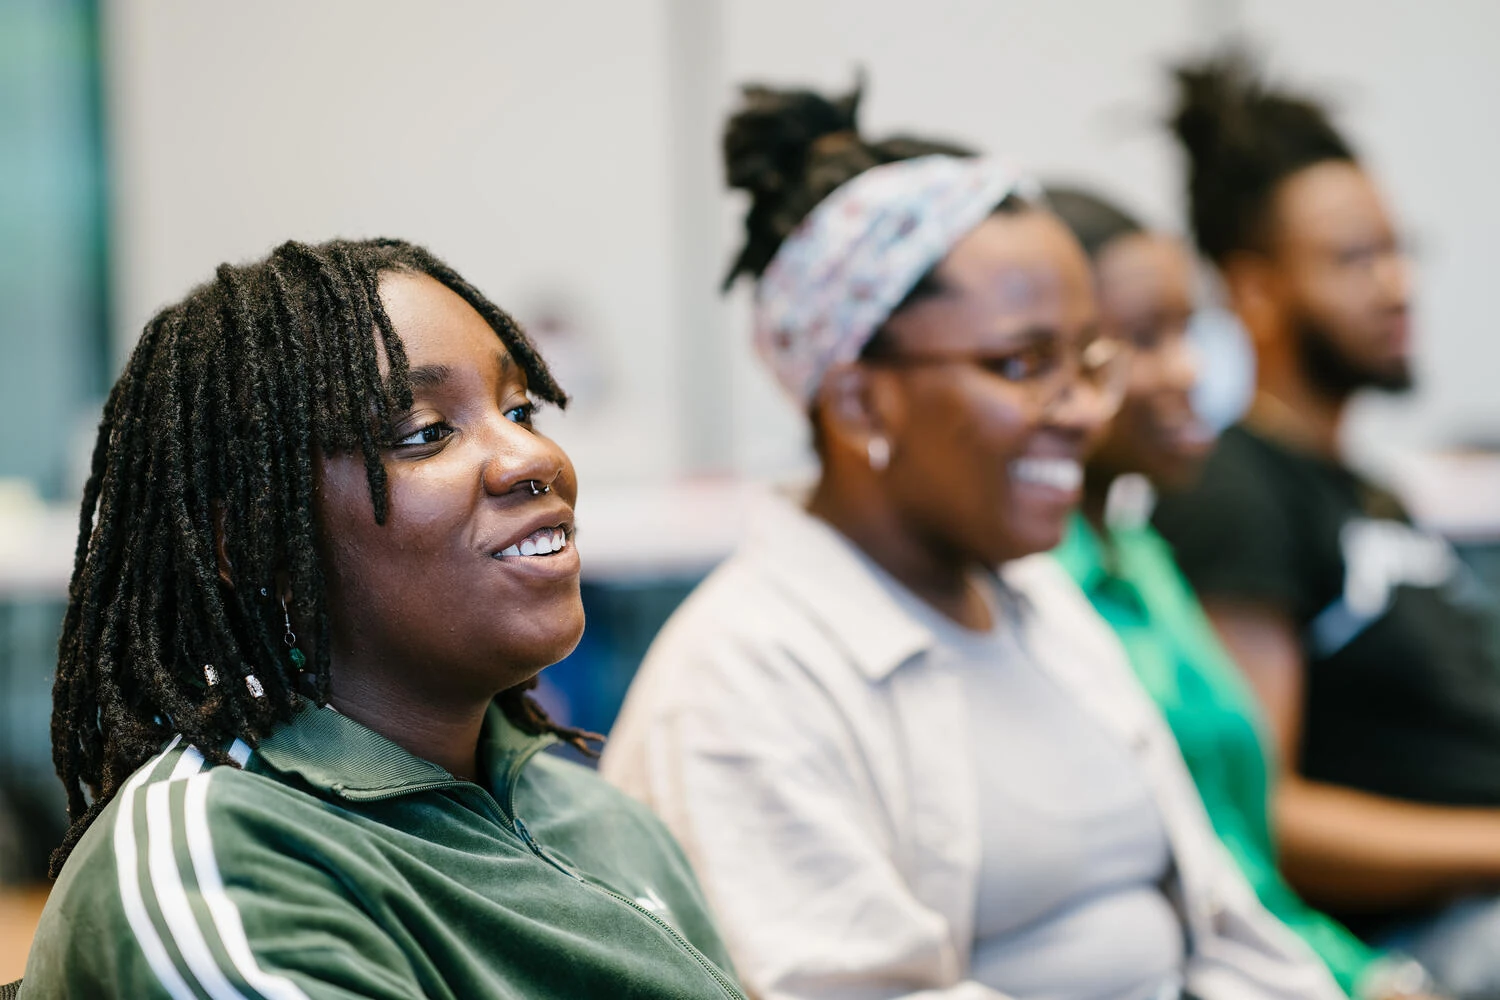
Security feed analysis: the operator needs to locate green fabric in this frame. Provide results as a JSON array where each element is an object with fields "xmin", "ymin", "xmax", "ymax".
[
  {"xmin": 1055, "ymin": 513, "xmax": 1379, "ymax": 996},
  {"xmin": 21, "ymin": 699, "xmax": 744, "ymax": 999}
]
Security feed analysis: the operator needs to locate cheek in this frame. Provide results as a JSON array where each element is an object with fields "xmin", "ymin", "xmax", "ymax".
[
  {"xmin": 1298, "ymin": 277, "xmax": 1367, "ymax": 332},
  {"xmin": 900, "ymin": 382, "xmax": 1037, "ymax": 528},
  {"xmin": 317, "ymin": 466, "xmax": 471, "ymax": 612},
  {"xmin": 1094, "ymin": 399, "xmax": 1158, "ymax": 470},
  {"xmin": 903, "ymin": 381, "xmax": 1034, "ymax": 472}
]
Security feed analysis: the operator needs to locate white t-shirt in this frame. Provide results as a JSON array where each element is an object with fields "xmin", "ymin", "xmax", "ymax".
[{"xmin": 893, "ymin": 578, "xmax": 1184, "ymax": 1000}]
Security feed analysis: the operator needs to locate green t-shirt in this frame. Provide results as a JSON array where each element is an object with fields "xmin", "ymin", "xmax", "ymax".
[{"xmin": 1055, "ymin": 512, "xmax": 1378, "ymax": 996}]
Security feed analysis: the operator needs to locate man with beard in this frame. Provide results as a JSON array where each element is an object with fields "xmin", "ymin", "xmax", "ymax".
[{"xmin": 1153, "ymin": 51, "xmax": 1500, "ymax": 995}]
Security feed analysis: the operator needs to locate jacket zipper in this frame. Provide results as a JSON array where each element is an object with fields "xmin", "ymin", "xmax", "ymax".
[
  {"xmin": 340, "ymin": 747, "xmax": 745, "ymax": 999},
  {"xmin": 501, "ymin": 750, "xmax": 746, "ymax": 1000}
]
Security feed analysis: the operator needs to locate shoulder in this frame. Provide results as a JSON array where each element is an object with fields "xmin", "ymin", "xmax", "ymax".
[
  {"xmin": 1015, "ymin": 555, "xmax": 1135, "ymax": 663},
  {"xmin": 617, "ymin": 551, "xmax": 860, "ymax": 721},
  {"xmin": 1152, "ymin": 426, "xmax": 1306, "ymax": 563},
  {"xmin": 1011, "ymin": 553, "xmax": 1113, "ymax": 632},
  {"xmin": 1159, "ymin": 426, "xmax": 1291, "ymax": 521},
  {"xmin": 602, "ymin": 544, "xmax": 899, "ymax": 793},
  {"xmin": 26, "ymin": 738, "xmax": 332, "ymax": 997}
]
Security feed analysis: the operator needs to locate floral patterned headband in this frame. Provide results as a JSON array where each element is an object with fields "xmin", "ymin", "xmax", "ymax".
[{"xmin": 752, "ymin": 154, "xmax": 1037, "ymax": 408}]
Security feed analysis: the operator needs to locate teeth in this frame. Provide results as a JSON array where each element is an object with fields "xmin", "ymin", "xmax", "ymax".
[
  {"xmin": 1011, "ymin": 457, "xmax": 1083, "ymax": 492},
  {"xmin": 497, "ymin": 527, "xmax": 569, "ymax": 558}
]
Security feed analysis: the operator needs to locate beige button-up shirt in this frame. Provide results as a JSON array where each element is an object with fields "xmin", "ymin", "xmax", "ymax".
[{"xmin": 601, "ymin": 494, "xmax": 1342, "ymax": 1000}]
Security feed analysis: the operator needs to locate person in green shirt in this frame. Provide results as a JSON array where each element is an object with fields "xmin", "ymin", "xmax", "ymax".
[
  {"xmin": 1046, "ymin": 187, "xmax": 1427, "ymax": 1000},
  {"xmin": 17, "ymin": 239, "xmax": 745, "ymax": 1000}
]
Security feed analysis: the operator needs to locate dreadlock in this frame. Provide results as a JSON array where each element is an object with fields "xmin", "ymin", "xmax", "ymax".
[
  {"xmin": 1169, "ymin": 47, "xmax": 1357, "ymax": 265},
  {"xmin": 51, "ymin": 237, "xmax": 596, "ymax": 877}
]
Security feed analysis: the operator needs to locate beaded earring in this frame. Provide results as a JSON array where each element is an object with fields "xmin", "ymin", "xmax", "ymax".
[{"xmin": 281, "ymin": 595, "xmax": 305, "ymax": 672}]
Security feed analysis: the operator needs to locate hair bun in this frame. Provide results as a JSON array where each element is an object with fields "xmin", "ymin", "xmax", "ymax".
[
  {"xmin": 1169, "ymin": 49, "xmax": 1258, "ymax": 176},
  {"xmin": 723, "ymin": 82, "xmax": 862, "ymax": 199},
  {"xmin": 722, "ymin": 79, "xmax": 878, "ymax": 288},
  {"xmin": 1168, "ymin": 46, "xmax": 1354, "ymax": 262}
]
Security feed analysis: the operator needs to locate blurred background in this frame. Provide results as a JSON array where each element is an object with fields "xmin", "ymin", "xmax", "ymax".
[{"xmin": 2, "ymin": 0, "xmax": 1498, "ymax": 975}]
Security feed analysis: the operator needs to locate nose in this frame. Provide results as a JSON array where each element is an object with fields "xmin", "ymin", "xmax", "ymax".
[
  {"xmin": 1161, "ymin": 332, "xmax": 1200, "ymax": 394},
  {"xmin": 1376, "ymin": 249, "xmax": 1413, "ymax": 310},
  {"xmin": 1043, "ymin": 375, "xmax": 1118, "ymax": 438},
  {"xmin": 478, "ymin": 417, "xmax": 568, "ymax": 499}
]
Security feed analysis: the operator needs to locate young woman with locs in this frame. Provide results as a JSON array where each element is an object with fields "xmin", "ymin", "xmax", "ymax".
[
  {"xmin": 17, "ymin": 239, "xmax": 746, "ymax": 999},
  {"xmin": 602, "ymin": 82, "xmax": 1346, "ymax": 1000}
]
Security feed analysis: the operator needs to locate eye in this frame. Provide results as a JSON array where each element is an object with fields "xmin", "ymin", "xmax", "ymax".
[
  {"xmin": 392, "ymin": 422, "xmax": 454, "ymax": 448},
  {"xmin": 505, "ymin": 401, "xmax": 536, "ymax": 426},
  {"xmin": 982, "ymin": 342, "xmax": 1060, "ymax": 382},
  {"xmin": 1125, "ymin": 324, "xmax": 1164, "ymax": 351}
]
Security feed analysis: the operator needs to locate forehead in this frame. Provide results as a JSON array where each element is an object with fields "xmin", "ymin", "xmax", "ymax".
[
  {"xmin": 377, "ymin": 270, "xmax": 502, "ymax": 368},
  {"xmin": 1272, "ymin": 161, "xmax": 1393, "ymax": 250},
  {"xmin": 917, "ymin": 210, "xmax": 1096, "ymax": 344},
  {"xmin": 1095, "ymin": 233, "xmax": 1193, "ymax": 303}
]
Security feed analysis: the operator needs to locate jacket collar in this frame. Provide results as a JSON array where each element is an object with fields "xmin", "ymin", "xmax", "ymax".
[
  {"xmin": 254, "ymin": 696, "xmax": 555, "ymax": 802},
  {"xmin": 739, "ymin": 492, "xmax": 938, "ymax": 683}
]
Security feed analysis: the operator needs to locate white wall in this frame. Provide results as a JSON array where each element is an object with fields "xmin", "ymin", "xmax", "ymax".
[
  {"xmin": 103, "ymin": 0, "xmax": 1500, "ymax": 490},
  {"xmin": 103, "ymin": 0, "xmax": 689, "ymax": 486}
]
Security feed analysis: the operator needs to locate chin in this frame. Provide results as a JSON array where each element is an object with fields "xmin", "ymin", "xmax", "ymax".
[
  {"xmin": 997, "ymin": 517, "xmax": 1069, "ymax": 565},
  {"xmin": 1150, "ymin": 454, "xmax": 1210, "ymax": 495},
  {"xmin": 494, "ymin": 600, "xmax": 587, "ymax": 679}
]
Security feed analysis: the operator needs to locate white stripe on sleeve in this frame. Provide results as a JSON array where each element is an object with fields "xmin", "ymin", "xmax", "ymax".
[
  {"xmin": 183, "ymin": 770, "xmax": 311, "ymax": 1000},
  {"xmin": 146, "ymin": 749, "xmax": 255, "ymax": 1000},
  {"xmin": 112, "ymin": 735, "xmax": 199, "ymax": 1000}
]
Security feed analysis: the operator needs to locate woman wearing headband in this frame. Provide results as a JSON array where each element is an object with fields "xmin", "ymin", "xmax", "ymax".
[{"xmin": 602, "ymin": 85, "xmax": 1342, "ymax": 1000}]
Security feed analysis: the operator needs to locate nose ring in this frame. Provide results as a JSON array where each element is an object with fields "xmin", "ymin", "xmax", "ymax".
[{"xmin": 529, "ymin": 480, "xmax": 551, "ymax": 496}]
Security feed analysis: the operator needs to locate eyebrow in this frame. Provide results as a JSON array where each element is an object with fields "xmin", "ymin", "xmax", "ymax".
[
  {"xmin": 407, "ymin": 364, "xmax": 453, "ymax": 391},
  {"xmin": 405, "ymin": 353, "xmax": 516, "ymax": 392}
]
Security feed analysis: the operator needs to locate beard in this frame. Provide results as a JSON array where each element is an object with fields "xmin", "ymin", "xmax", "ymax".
[{"xmin": 1293, "ymin": 310, "xmax": 1413, "ymax": 398}]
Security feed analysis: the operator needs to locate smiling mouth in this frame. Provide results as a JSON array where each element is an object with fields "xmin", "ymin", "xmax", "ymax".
[
  {"xmin": 1010, "ymin": 457, "xmax": 1083, "ymax": 492},
  {"xmin": 494, "ymin": 525, "xmax": 571, "ymax": 559}
]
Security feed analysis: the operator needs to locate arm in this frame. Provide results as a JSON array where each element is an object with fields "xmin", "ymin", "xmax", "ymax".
[
  {"xmin": 1205, "ymin": 598, "xmax": 1500, "ymax": 911},
  {"xmin": 26, "ymin": 775, "xmax": 427, "ymax": 999}
]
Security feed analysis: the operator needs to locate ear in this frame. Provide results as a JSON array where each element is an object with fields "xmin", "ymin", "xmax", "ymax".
[
  {"xmin": 212, "ymin": 501, "xmax": 235, "ymax": 589},
  {"xmin": 1219, "ymin": 251, "xmax": 1282, "ymax": 348},
  {"xmin": 812, "ymin": 363, "xmax": 896, "ymax": 453}
]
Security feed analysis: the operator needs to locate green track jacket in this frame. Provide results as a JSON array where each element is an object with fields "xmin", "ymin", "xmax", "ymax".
[{"xmin": 20, "ymin": 699, "xmax": 746, "ymax": 999}]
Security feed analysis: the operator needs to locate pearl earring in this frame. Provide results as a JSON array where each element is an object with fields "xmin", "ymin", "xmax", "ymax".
[{"xmin": 867, "ymin": 436, "xmax": 891, "ymax": 473}]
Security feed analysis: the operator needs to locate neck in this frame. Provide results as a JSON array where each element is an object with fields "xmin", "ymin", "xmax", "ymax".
[
  {"xmin": 1081, "ymin": 465, "xmax": 1113, "ymax": 536},
  {"xmin": 328, "ymin": 664, "xmax": 491, "ymax": 781},
  {"xmin": 807, "ymin": 471, "xmax": 992, "ymax": 631},
  {"xmin": 1248, "ymin": 364, "xmax": 1347, "ymax": 459}
]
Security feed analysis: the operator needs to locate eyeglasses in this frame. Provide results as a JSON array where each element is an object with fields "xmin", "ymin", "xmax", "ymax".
[{"xmin": 862, "ymin": 333, "xmax": 1131, "ymax": 416}]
